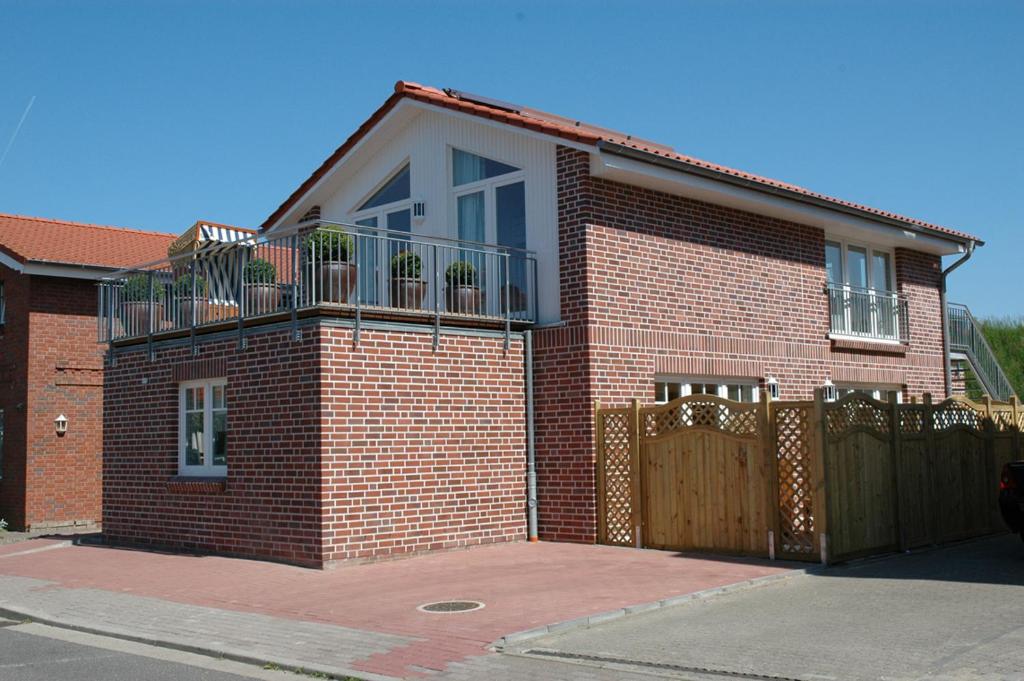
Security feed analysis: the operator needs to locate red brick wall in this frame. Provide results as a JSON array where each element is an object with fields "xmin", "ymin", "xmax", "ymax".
[
  {"xmin": 103, "ymin": 328, "xmax": 324, "ymax": 566},
  {"xmin": 534, "ymin": 146, "xmax": 949, "ymax": 543},
  {"xmin": 24, "ymin": 276, "xmax": 105, "ymax": 528},
  {"xmin": 0, "ymin": 266, "xmax": 30, "ymax": 529},
  {"xmin": 0, "ymin": 270, "xmax": 105, "ymax": 531},
  {"xmin": 103, "ymin": 322, "xmax": 527, "ymax": 567},
  {"xmin": 319, "ymin": 326, "xmax": 526, "ymax": 562}
]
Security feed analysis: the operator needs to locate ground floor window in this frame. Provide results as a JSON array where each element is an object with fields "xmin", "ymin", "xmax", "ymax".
[
  {"xmin": 836, "ymin": 385, "xmax": 903, "ymax": 403},
  {"xmin": 654, "ymin": 377, "xmax": 759, "ymax": 404},
  {"xmin": 179, "ymin": 379, "xmax": 227, "ymax": 476}
]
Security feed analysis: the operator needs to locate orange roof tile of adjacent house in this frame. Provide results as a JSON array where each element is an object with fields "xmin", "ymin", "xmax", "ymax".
[
  {"xmin": 0, "ymin": 213, "xmax": 177, "ymax": 270},
  {"xmin": 263, "ymin": 81, "xmax": 982, "ymax": 244}
]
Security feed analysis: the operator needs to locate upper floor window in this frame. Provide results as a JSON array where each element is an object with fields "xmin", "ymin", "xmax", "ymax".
[
  {"xmin": 826, "ymin": 240, "xmax": 905, "ymax": 342},
  {"xmin": 358, "ymin": 164, "xmax": 410, "ymax": 211},
  {"xmin": 654, "ymin": 377, "xmax": 760, "ymax": 404},
  {"xmin": 0, "ymin": 281, "xmax": 5, "ymax": 325},
  {"xmin": 825, "ymin": 240, "xmax": 893, "ymax": 292},
  {"xmin": 179, "ymin": 379, "xmax": 227, "ymax": 477},
  {"xmin": 452, "ymin": 149, "xmax": 518, "ymax": 186}
]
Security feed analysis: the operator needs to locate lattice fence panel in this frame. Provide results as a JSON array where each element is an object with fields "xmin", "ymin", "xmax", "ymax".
[
  {"xmin": 774, "ymin": 404, "xmax": 816, "ymax": 557},
  {"xmin": 825, "ymin": 395, "xmax": 890, "ymax": 438},
  {"xmin": 933, "ymin": 400, "xmax": 983, "ymax": 431},
  {"xmin": 643, "ymin": 397, "xmax": 759, "ymax": 439},
  {"xmin": 899, "ymin": 406, "xmax": 926, "ymax": 435},
  {"xmin": 598, "ymin": 409, "xmax": 633, "ymax": 546}
]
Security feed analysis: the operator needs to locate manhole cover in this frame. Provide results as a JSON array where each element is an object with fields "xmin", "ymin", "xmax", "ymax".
[{"xmin": 417, "ymin": 600, "xmax": 485, "ymax": 614}]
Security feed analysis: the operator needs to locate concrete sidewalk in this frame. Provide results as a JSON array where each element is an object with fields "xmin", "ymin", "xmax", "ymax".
[{"xmin": 0, "ymin": 538, "xmax": 802, "ymax": 679}]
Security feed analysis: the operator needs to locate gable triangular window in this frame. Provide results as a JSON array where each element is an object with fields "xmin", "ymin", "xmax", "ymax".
[
  {"xmin": 358, "ymin": 164, "xmax": 410, "ymax": 210},
  {"xmin": 452, "ymin": 149, "xmax": 519, "ymax": 186}
]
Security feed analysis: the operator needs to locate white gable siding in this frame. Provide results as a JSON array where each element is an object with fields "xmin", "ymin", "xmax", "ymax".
[{"xmin": 313, "ymin": 106, "xmax": 560, "ymax": 324}]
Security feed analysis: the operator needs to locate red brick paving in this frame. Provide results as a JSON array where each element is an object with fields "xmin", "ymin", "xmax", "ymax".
[{"xmin": 0, "ymin": 539, "xmax": 797, "ymax": 677}]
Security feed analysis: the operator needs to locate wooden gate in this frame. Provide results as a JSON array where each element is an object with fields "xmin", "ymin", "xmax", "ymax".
[{"xmin": 596, "ymin": 395, "xmax": 787, "ymax": 558}]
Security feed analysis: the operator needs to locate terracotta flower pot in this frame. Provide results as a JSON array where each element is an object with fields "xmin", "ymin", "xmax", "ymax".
[
  {"xmin": 244, "ymin": 284, "xmax": 281, "ymax": 315},
  {"xmin": 445, "ymin": 285, "xmax": 483, "ymax": 315},
  {"xmin": 120, "ymin": 301, "xmax": 163, "ymax": 336},
  {"xmin": 177, "ymin": 299, "xmax": 211, "ymax": 327},
  {"xmin": 319, "ymin": 261, "xmax": 358, "ymax": 303},
  {"xmin": 390, "ymin": 278, "xmax": 427, "ymax": 310}
]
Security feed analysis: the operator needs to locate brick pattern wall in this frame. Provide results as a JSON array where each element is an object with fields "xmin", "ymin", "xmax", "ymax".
[
  {"xmin": 103, "ymin": 322, "xmax": 527, "ymax": 567},
  {"xmin": 319, "ymin": 326, "xmax": 526, "ymax": 562},
  {"xmin": 103, "ymin": 328, "xmax": 324, "ymax": 566},
  {"xmin": 24, "ymin": 276, "xmax": 105, "ymax": 528},
  {"xmin": 534, "ymin": 145, "xmax": 949, "ymax": 544},
  {"xmin": 0, "ymin": 266, "xmax": 30, "ymax": 528}
]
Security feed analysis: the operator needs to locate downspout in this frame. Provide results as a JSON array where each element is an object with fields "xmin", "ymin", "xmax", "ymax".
[
  {"xmin": 525, "ymin": 330, "xmax": 538, "ymax": 541},
  {"xmin": 941, "ymin": 241, "xmax": 976, "ymax": 398}
]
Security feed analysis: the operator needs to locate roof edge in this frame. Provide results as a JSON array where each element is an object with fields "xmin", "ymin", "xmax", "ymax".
[{"xmin": 597, "ymin": 141, "xmax": 984, "ymax": 247}]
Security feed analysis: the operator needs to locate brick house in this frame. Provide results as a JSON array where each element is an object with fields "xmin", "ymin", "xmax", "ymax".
[
  {"xmin": 0, "ymin": 214, "xmax": 174, "ymax": 530},
  {"xmin": 98, "ymin": 81, "xmax": 997, "ymax": 565}
]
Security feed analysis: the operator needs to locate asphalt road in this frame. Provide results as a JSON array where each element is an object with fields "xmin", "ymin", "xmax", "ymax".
[
  {"xmin": 509, "ymin": 534, "xmax": 1024, "ymax": 680},
  {"xmin": 0, "ymin": 621, "xmax": 297, "ymax": 681}
]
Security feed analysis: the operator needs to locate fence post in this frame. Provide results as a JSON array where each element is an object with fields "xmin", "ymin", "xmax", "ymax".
[
  {"xmin": 888, "ymin": 391, "xmax": 906, "ymax": 552},
  {"xmin": 1012, "ymin": 396, "xmax": 1021, "ymax": 459},
  {"xmin": 812, "ymin": 388, "xmax": 830, "ymax": 564},
  {"xmin": 760, "ymin": 390, "xmax": 780, "ymax": 559},
  {"xmin": 982, "ymin": 395, "xmax": 998, "ymax": 532},
  {"xmin": 923, "ymin": 393, "xmax": 939, "ymax": 545},
  {"xmin": 629, "ymin": 398, "xmax": 643, "ymax": 549},
  {"xmin": 594, "ymin": 399, "xmax": 606, "ymax": 545}
]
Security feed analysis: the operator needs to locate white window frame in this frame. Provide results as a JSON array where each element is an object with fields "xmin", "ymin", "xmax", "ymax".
[
  {"xmin": 654, "ymin": 376, "xmax": 760, "ymax": 405},
  {"xmin": 825, "ymin": 238, "xmax": 900, "ymax": 342},
  {"xmin": 448, "ymin": 146, "xmax": 525, "ymax": 246},
  {"xmin": 178, "ymin": 378, "xmax": 227, "ymax": 477},
  {"xmin": 835, "ymin": 384, "xmax": 904, "ymax": 404}
]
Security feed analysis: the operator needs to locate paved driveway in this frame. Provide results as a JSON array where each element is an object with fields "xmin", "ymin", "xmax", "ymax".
[{"xmin": 508, "ymin": 535, "xmax": 1024, "ymax": 680}]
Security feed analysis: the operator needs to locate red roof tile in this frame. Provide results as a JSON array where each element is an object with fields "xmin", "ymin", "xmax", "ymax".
[
  {"xmin": 0, "ymin": 213, "xmax": 177, "ymax": 270},
  {"xmin": 263, "ymin": 81, "xmax": 981, "ymax": 245}
]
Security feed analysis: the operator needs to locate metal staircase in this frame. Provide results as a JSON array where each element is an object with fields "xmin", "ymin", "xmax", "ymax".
[{"xmin": 947, "ymin": 302, "xmax": 1016, "ymax": 401}]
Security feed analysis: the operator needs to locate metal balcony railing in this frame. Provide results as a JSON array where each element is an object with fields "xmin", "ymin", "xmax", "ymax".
[
  {"xmin": 98, "ymin": 220, "xmax": 538, "ymax": 350},
  {"xmin": 947, "ymin": 302, "xmax": 1015, "ymax": 400},
  {"xmin": 826, "ymin": 284, "xmax": 909, "ymax": 343}
]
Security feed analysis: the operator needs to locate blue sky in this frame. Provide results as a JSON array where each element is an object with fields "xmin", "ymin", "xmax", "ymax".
[{"xmin": 1, "ymin": 0, "xmax": 1020, "ymax": 317}]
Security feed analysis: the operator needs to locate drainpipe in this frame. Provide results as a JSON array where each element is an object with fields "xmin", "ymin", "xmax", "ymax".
[
  {"xmin": 524, "ymin": 330, "xmax": 539, "ymax": 541},
  {"xmin": 940, "ymin": 241, "xmax": 976, "ymax": 398}
]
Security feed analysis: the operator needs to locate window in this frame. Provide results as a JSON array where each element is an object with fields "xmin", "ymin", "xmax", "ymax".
[
  {"xmin": 654, "ymin": 378, "xmax": 759, "ymax": 404},
  {"xmin": 836, "ymin": 385, "xmax": 903, "ymax": 403},
  {"xmin": 0, "ymin": 281, "xmax": 5, "ymax": 325},
  {"xmin": 0, "ymin": 409, "xmax": 4, "ymax": 479},
  {"xmin": 826, "ymin": 239, "xmax": 900, "ymax": 340},
  {"xmin": 351, "ymin": 163, "xmax": 413, "ymax": 306},
  {"xmin": 451, "ymin": 149, "xmax": 527, "ymax": 315},
  {"xmin": 179, "ymin": 379, "xmax": 227, "ymax": 476},
  {"xmin": 358, "ymin": 164, "xmax": 410, "ymax": 210}
]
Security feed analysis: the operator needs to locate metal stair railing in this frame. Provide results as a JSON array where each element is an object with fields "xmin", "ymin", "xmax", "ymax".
[{"xmin": 947, "ymin": 302, "xmax": 1015, "ymax": 400}]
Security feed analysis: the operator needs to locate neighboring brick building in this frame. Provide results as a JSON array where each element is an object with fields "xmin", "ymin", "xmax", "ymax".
[
  {"xmin": 0, "ymin": 214, "xmax": 174, "ymax": 530},
  {"xmin": 97, "ymin": 81, "xmax": 994, "ymax": 564}
]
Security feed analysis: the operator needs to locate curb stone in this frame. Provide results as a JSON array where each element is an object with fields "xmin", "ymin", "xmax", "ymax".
[
  {"xmin": 0, "ymin": 603, "xmax": 396, "ymax": 681},
  {"xmin": 492, "ymin": 565, "xmax": 819, "ymax": 650}
]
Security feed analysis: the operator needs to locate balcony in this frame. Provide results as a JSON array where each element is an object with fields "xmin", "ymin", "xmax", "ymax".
[
  {"xmin": 98, "ymin": 221, "xmax": 538, "ymax": 347},
  {"xmin": 826, "ymin": 284, "xmax": 909, "ymax": 343}
]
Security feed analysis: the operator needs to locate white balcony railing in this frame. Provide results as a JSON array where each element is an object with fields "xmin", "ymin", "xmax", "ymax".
[
  {"xmin": 98, "ymin": 221, "xmax": 538, "ymax": 348},
  {"xmin": 827, "ymin": 284, "xmax": 909, "ymax": 343}
]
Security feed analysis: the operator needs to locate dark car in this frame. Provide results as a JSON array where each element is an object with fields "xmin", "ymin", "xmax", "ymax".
[{"xmin": 999, "ymin": 462, "xmax": 1024, "ymax": 540}]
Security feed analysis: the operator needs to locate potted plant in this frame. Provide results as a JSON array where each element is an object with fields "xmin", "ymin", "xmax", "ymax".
[
  {"xmin": 306, "ymin": 229, "xmax": 356, "ymax": 303},
  {"xmin": 390, "ymin": 251, "xmax": 426, "ymax": 310},
  {"xmin": 173, "ymin": 273, "xmax": 209, "ymax": 326},
  {"xmin": 444, "ymin": 261, "xmax": 482, "ymax": 314},
  {"xmin": 243, "ymin": 258, "xmax": 280, "ymax": 313},
  {"xmin": 120, "ymin": 273, "xmax": 164, "ymax": 335}
]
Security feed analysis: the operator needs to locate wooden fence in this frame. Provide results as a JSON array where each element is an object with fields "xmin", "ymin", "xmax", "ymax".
[{"xmin": 595, "ymin": 392, "xmax": 1020, "ymax": 564}]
